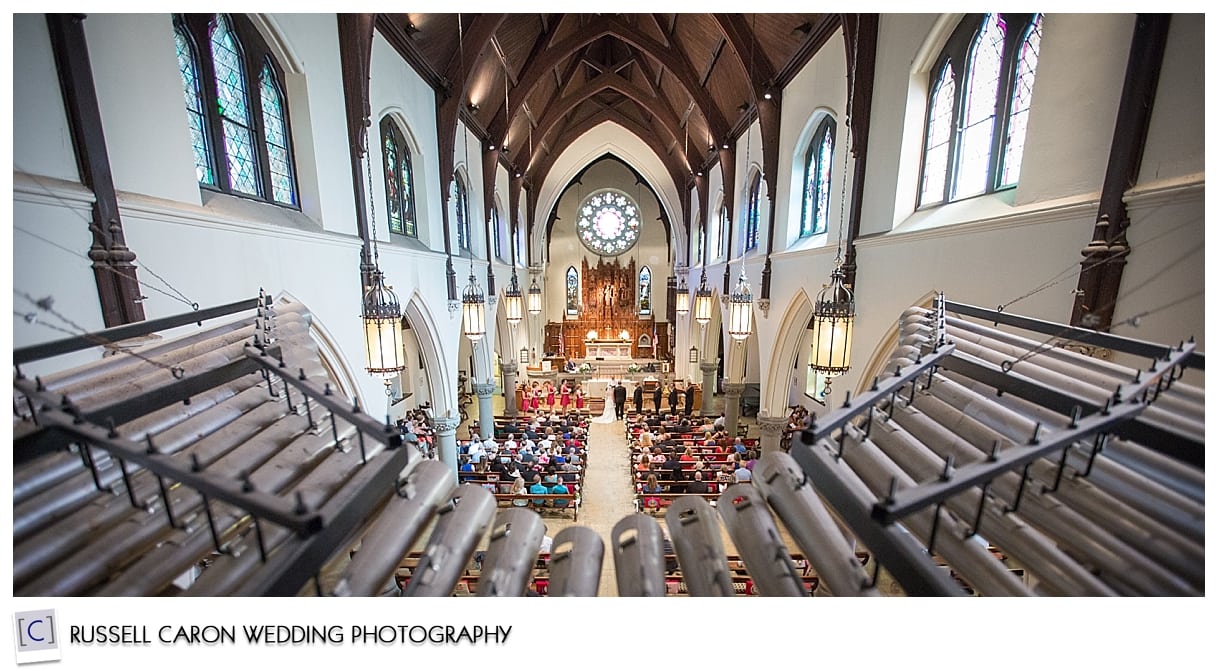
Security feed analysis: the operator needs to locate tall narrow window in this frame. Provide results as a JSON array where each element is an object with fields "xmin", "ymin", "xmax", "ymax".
[
  {"xmin": 1001, "ymin": 14, "xmax": 1042, "ymax": 186},
  {"xmin": 455, "ymin": 174, "xmax": 471, "ymax": 251},
  {"xmin": 921, "ymin": 62, "xmax": 956, "ymax": 205},
  {"xmin": 715, "ymin": 206, "xmax": 728, "ymax": 259},
  {"xmin": 918, "ymin": 13, "xmax": 1043, "ymax": 207},
  {"xmin": 174, "ymin": 23, "xmax": 214, "ymax": 186},
  {"xmin": 565, "ymin": 266, "xmax": 580, "ymax": 316},
  {"xmin": 638, "ymin": 266, "xmax": 652, "ymax": 316},
  {"xmin": 800, "ymin": 116, "xmax": 835, "ymax": 237},
  {"xmin": 259, "ymin": 61, "xmax": 295, "ymax": 205},
  {"xmin": 744, "ymin": 172, "xmax": 761, "ymax": 252},
  {"xmin": 210, "ymin": 15, "xmax": 259, "ymax": 197},
  {"xmin": 491, "ymin": 206, "xmax": 502, "ymax": 259},
  {"xmin": 174, "ymin": 14, "xmax": 299, "ymax": 208},
  {"xmin": 953, "ymin": 14, "xmax": 1005, "ymax": 200},
  {"xmin": 696, "ymin": 223, "xmax": 705, "ymax": 264},
  {"xmin": 380, "ymin": 118, "xmax": 418, "ymax": 237}
]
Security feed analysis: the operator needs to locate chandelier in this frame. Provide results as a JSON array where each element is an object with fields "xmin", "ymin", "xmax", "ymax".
[
  {"xmin": 462, "ymin": 262, "xmax": 486, "ymax": 342},
  {"xmin": 503, "ymin": 269, "xmax": 522, "ymax": 327},
  {"xmin": 727, "ymin": 268, "xmax": 754, "ymax": 341},
  {"xmin": 527, "ymin": 276, "xmax": 542, "ymax": 315},
  {"xmin": 360, "ymin": 145, "xmax": 404, "ymax": 386}
]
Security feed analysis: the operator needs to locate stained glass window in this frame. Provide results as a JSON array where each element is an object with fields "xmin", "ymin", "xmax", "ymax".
[
  {"xmin": 918, "ymin": 14, "xmax": 1043, "ymax": 208},
  {"xmin": 575, "ymin": 189, "xmax": 641, "ymax": 256},
  {"xmin": 400, "ymin": 145, "xmax": 415, "ymax": 237},
  {"xmin": 714, "ymin": 206, "xmax": 728, "ymax": 259},
  {"xmin": 1002, "ymin": 14, "xmax": 1042, "ymax": 186},
  {"xmin": 954, "ymin": 14, "xmax": 1005, "ymax": 200},
  {"xmin": 455, "ymin": 175, "xmax": 471, "ymax": 251},
  {"xmin": 639, "ymin": 266, "xmax": 652, "ymax": 315},
  {"xmin": 383, "ymin": 127, "xmax": 403, "ymax": 234},
  {"xmin": 175, "ymin": 24, "xmax": 214, "ymax": 186},
  {"xmin": 800, "ymin": 116, "xmax": 835, "ymax": 237},
  {"xmin": 745, "ymin": 172, "xmax": 761, "ymax": 251},
  {"xmin": 210, "ymin": 15, "xmax": 260, "ymax": 197},
  {"xmin": 174, "ymin": 14, "xmax": 299, "ymax": 209},
  {"xmin": 491, "ymin": 207, "xmax": 502, "ymax": 259},
  {"xmin": 260, "ymin": 62, "xmax": 295, "ymax": 205},
  {"xmin": 565, "ymin": 266, "xmax": 580, "ymax": 315},
  {"xmin": 921, "ymin": 62, "xmax": 956, "ymax": 205},
  {"xmin": 380, "ymin": 118, "xmax": 417, "ymax": 237},
  {"xmin": 696, "ymin": 223, "xmax": 705, "ymax": 264}
]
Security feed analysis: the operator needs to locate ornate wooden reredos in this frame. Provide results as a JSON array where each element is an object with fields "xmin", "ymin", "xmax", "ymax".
[
  {"xmin": 582, "ymin": 257, "xmax": 636, "ymax": 324},
  {"xmin": 543, "ymin": 256, "xmax": 669, "ymax": 360}
]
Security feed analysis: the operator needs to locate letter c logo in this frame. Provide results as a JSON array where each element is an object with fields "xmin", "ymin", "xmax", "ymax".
[{"xmin": 26, "ymin": 619, "xmax": 45, "ymax": 642}]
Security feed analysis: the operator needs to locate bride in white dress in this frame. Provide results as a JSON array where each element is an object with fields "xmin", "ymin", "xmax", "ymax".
[{"xmin": 590, "ymin": 381, "xmax": 618, "ymax": 424}]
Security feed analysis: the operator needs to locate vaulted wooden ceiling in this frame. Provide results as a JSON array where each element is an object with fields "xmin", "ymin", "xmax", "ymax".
[{"xmin": 376, "ymin": 13, "xmax": 839, "ymax": 196}]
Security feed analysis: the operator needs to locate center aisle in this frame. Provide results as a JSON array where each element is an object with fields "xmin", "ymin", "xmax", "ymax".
[{"xmin": 577, "ymin": 417, "xmax": 637, "ymax": 596}]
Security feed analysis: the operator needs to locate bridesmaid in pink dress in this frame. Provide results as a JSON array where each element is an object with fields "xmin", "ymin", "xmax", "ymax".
[
  {"xmin": 574, "ymin": 386, "xmax": 585, "ymax": 411},
  {"xmin": 546, "ymin": 382, "xmax": 556, "ymax": 411},
  {"xmin": 522, "ymin": 384, "xmax": 534, "ymax": 414},
  {"xmin": 560, "ymin": 382, "xmax": 571, "ymax": 411}
]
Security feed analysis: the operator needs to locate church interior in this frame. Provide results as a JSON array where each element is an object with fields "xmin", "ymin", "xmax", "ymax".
[{"xmin": 9, "ymin": 13, "xmax": 1205, "ymax": 598}]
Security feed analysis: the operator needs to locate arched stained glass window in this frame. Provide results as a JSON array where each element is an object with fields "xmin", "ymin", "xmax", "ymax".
[
  {"xmin": 210, "ymin": 15, "xmax": 259, "ymax": 197},
  {"xmin": 455, "ymin": 174, "xmax": 471, "ymax": 251},
  {"xmin": 174, "ymin": 14, "xmax": 299, "ymax": 208},
  {"xmin": 800, "ymin": 116, "xmax": 835, "ymax": 237},
  {"xmin": 744, "ymin": 172, "xmax": 761, "ymax": 252},
  {"xmin": 918, "ymin": 13, "xmax": 1044, "ymax": 207},
  {"xmin": 1002, "ymin": 14, "xmax": 1042, "ymax": 186},
  {"xmin": 565, "ymin": 266, "xmax": 580, "ymax": 316},
  {"xmin": 921, "ymin": 62, "xmax": 956, "ymax": 205},
  {"xmin": 174, "ymin": 22, "xmax": 214, "ymax": 186},
  {"xmin": 953, "ymin": 14, "xmax": 1006, "ymax": 200},
  {"xmin": 259, "ymin": 61, "xmax": 295, "ymax": 205},
  {"xmin": 696, "ymin": 222, "xmax": 705, "ymax": 264},
  {"xmin": 491, "ymin": 206, "xmax": 502, "ymax": 259},
  {"xmin": 714, "ymin": 206, "xmax": 728, "ymax": 259},
  {"xmin": 576, "ymin": 189, "xmax": 641, "ymax": 256},
  {"xmin": 381, "ymin": 118, "xmax": 417, "ymax": 237},
  {"xmin": 638, "ymin": 266, "xmax": 652, "ymax": 316}
]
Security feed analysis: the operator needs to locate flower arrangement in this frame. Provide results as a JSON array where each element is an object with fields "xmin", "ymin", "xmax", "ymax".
[
  {"xmin": 627, "ymin": 363, "xmax": 641, "ymax": 373},
  {"xmin": 577, "ymin": 362, "xmax": 595, "ymax": 373}
]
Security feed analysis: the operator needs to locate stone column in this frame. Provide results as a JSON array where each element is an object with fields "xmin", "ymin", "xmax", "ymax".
[
  {"xmin": 723, "ymin": 382, "xmax": 746, "ymax": 436},
  {"xmin": 472, "ymin": 382, "xmax": 496, "ymax": 440},
  {"xmin": 756, "ymin": 414, "xmax": 788, "ymax": 456},
  {"xmin": 431, "ymin": 414, "xmax": 461, "ymax": 483},
  {"xmin": 699, "ymin": 361, "xmax": 719, "ymax": 416},
  {"xmin": 501, "ymin": 362, "xmax": 519, "ymax": 417}
]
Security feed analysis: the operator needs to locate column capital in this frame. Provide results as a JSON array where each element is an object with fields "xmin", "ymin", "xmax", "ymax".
[
  {"xmin": 472, "ymin": 382, "xmax": 497, "ymax": 398},
  {"xmin": 755, "ymin": 413, "xmax": 788, "ymax": 437},
  {"xmin": 431, "ymin": 414, "xmax": 461, "ymax": 435},
  {"xmin": 723, "ymin": 382, "xmax": 747, "ymax": 396},
  {"xmin": 699, "ymin": 362, "xmax": 719, "ymax": 375},
  {"xmin": 500, "ymin": 362, "xmax": 518, "ymax": 375}
]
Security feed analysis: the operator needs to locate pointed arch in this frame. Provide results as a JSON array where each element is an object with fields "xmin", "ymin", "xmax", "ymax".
[
  {"xmin": 403, "ymin": 291, "xmax": 456, "ymax": 417},
  {"xmin": 761, "ymin": 288, "xmax": 815, "ymax": 418}
]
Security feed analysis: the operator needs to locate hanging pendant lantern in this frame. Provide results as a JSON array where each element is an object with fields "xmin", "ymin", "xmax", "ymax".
[
  {"xmin": 693, "ymin": 274, "xmax": 714, "ymax": 327},
  {"xmin": 503, "ymin": 269, "xmax": 523, "ymax": 327},
  {"xmin": 362, "ymin": 270, "xmax": 405, "ymax": 379},
  {"xmin": 462, "ymin": 267, "xmax": 486, "ymax": 342},
  {"xmin": 809, "ymin": 264, "xmax": 855, "ymax": 378},
  {"xmin": 675, "ymin": 275, "xmax": 690, "ymax": 316},
  {"xmin": 527, "ymin": 276, "xmax": 542, "ymax": 315},
  {"xmin": 727, "ymin": 269, "xmax": 754, "ymax": 341}
]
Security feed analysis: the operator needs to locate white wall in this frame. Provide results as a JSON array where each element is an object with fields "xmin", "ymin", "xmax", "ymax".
[
  {"xmin": 12, "ymin": 14, "xmax": 77, "ymax": 183},
  {"xmin": 545, "ymin": 158, "xmax": 671, "ymax": 323}
]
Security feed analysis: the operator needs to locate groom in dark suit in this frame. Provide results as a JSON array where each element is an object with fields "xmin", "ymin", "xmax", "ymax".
[
  {"xmin": 633, "ymin": 382, "xmax": 644, "ymax": 414},
  {"xmin": 613, "ymin": 381, "xmax": 628, "ymax": 420}
]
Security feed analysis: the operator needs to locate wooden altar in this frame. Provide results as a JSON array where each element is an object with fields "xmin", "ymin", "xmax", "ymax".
[{"xmin": 544, "ymin": 257, "xmax": 671, "ymax": 359}]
